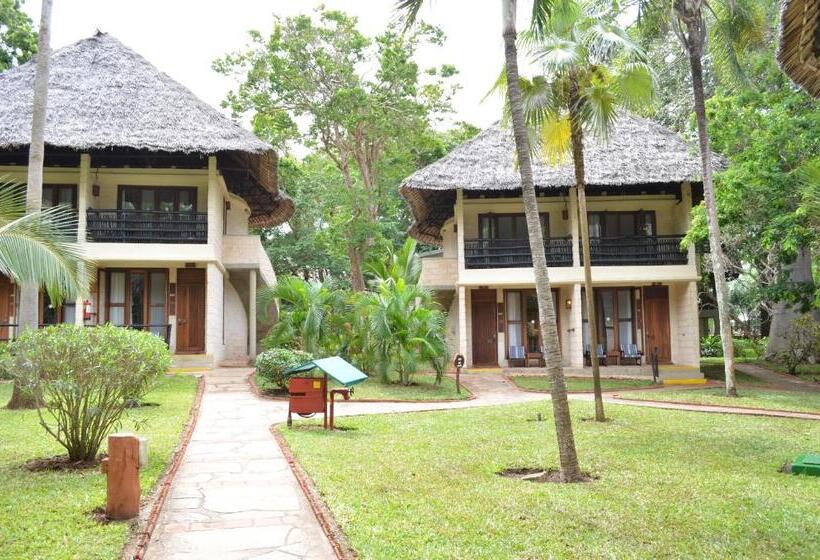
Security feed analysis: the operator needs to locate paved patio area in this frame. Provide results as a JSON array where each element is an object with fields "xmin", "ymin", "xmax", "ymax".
[{"xmin": 145, "ymin": 368, "xmax": 818, "ymax": 559}]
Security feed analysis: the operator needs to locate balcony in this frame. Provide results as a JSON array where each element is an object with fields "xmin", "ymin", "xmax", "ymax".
[
  {"xmin": 464, "ymin": 237, "xmax": 573, "ymax": 269},
  {"xmin": 584, "ymin": 236, "xmax": 687, "ymax": 266},
  {"xmin": 87, "ymin": 209, "xmax": 207, "ymax": 244}
]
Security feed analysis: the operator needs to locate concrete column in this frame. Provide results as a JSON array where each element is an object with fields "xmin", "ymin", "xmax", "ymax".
[
  {"xmin": 205, "ymin": 263, "xmax": 224, "ymax": 364},
  {"xmin": 568, "ymin": 187, "xmax": 580, "ymax": 267},
  {"xmin": 248, "ymin": 269, "xmax": 257, "ymax": 358},
  {"xmin": 455, "ymin": 189, "xmax": 465, "ymax": 279},
  {"xmin": 207, "ymin": 156, "xmax": 223, "ymax": 260},
  {"xmin": 168, "ymin": 267, "xmax": 177, "ymax": 353},
  {"xmin": 568, "ymin": 282, "xmax": 584, "ymax": 367},
  {"xmin": 76, "ymin": 155, "xmax": 92, "ymax": 326},
  {"xmin": 457, "ymin": 285, "xmax": 467, "ymax": 364},
  {"xmin": 681, "ymin": 182, "xmax": 696, "ymax": 265},
  {"xmin": 496, "ymin": 288, "xmax": 505, "ymax": 367}
]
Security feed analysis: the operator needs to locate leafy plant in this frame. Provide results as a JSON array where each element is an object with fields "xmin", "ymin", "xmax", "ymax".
[
  {"xmin": 776, "ymin": 315, "xmax": 820, "ymax": 375},
  {"xmin": 9, "ymin": 324, "xmax": 170, "ymax": 462},
  {"xmin": 700, "ymin": 335, "xmax": 723, "ymax": 357},
  {"xmin": 255, "ymin": 348, "xmax": 314, "ymax": 391},
  {"xmin": 0, "ymin": 343, "xmax": 11, "ymax": 380}
]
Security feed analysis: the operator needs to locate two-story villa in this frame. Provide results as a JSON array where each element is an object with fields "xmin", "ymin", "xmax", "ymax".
[
  {"xmin": 402, "ymin": 117, "xmax": 709, "ymax": 379},
  {"xmin": 0, "ymin": 33, "xmax": 292, "ymax": 367}
]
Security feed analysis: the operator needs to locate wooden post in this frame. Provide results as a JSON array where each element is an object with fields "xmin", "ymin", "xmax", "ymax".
[{"xmin": 100, "ymin": 433, "xmax": 141, "ymax": 520}]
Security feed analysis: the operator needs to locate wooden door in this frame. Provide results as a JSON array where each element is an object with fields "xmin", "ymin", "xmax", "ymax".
[
  {"xmin": 643, "ymin": 286, "xmax": 671, "ymax": 363},
  {"xmin": 0, "ymin": 276, "xmax": 11, "ymax": 340},
  {"xmin": 176, "ymin": 269, "xmax": 205, "ymax": 353},
  {"xmin": 471, "ymin": 289, "xmax": 498, "ymax": 366}
]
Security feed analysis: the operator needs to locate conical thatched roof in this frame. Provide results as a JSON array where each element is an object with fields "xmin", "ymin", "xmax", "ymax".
[
  {"xmin": 778, "ymin": 0, "xmax": 820, "ymax": 97},
  {"xmin": 400, "ymin": 115, "xmax": 712, "ymax": 245},
  {"xmin": 0, "ymin": 32, "xmax": 292, "ymax": 226}
]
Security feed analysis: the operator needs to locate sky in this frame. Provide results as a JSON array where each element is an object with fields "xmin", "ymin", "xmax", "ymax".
[{"xmin": 23, "ymin": 0, "xmax": 540, "ymax": 152}]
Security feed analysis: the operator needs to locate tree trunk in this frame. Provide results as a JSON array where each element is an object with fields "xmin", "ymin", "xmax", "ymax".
[
  {"xmin": 7, "ymin": 0, "xmax": 52, "ymax": 410},
  {"xmin": 502, "ymin": 0, "xmax": 582, "ymax": 482},
  {"xmin": 568, "ymin": 77, "xmax": 605, "ymax": 421},
  {"xmin": 680, "ymin": 11, "xmax": 736, "ymax": 396},
  {"xmin": 347, "ymin": 243, "xmax": 366, "ymax": 292},
  {"xmin": 766, "ymin": 247, "xmax": 817, "ymax": 356}
]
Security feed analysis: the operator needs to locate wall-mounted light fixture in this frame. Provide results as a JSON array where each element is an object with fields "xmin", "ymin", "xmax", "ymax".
[{"xmin": 565, "ymin": 298, "xmax": 572, "ymax": 310}]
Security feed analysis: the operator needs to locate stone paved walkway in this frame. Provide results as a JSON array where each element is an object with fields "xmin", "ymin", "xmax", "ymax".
[{"xmin": 145, "ymin": 368, "xmax": 818, "ymax": 559}]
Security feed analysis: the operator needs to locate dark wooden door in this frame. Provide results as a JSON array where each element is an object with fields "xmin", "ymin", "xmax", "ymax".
[
  {"xmin": 471, "ymin": 289, "xmax": 497, "ymax": 366},
  {"xmin": 176, "ymin": 269, "xmax": 205, "ymax": 353},
  {"xmin": 643, "ymin": 286, "xmax": 671, "ymax": 363},
  {"xmin": 0, "ymin": 276, "xmax": 11, "ymax": 340}
]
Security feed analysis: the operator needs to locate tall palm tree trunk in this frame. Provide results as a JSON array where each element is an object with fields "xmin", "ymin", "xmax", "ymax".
[
  {"xmin": 7, "ymin": 0, "xmax": 53, "ymax": 410},
  {"xmin": 502, "ymin": 0, "xmax": 582, "ymax": 481},
  {"xmin": 677, "ymin": 3, "xmax": 736, "ymax": 396},
  {"xmin": 568, "ymin": 77, "xmax": 605, "ymax": 421}
]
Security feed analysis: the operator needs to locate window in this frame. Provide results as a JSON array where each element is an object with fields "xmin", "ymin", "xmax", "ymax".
[
  {"xmin": 106, "ymin": 270, "xmax": 168, "ymax": 334},
  {"xmin": 40, "ymin": 292, "xmax": 75, "ymax": 325},
  {"xmin": 505, "ymin": 289, "xmax": 559, "ymax": 357},
  {"xmin": 582, "ymin": 287, "xmax": 636, "ymax": 353},
  {"xmin": 479, "ymin": 214, "xmax": 549, "ymax": 239},
  {"xmin": 119, "ymin": 187, "xmax": 197, "ymax": 212},
  {"xmin": 588, "ymin": 211, "xmax": 655, "ymax": 237},
  {"xmin": 42, "ymin": 184, "xmax": 77, "ymax": 209}
]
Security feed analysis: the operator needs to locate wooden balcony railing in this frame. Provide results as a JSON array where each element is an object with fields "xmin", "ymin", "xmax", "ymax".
[
  {"xmin": 583, "ymin": 235, "xmax": 687, "ymax": 265},
  {"xmin": 464, "ymin": 237, "xmax": 573, "ymax": 269},
  {"xmin": 87, "ymin": 209, "xmax": 207, "ymax": 244}
]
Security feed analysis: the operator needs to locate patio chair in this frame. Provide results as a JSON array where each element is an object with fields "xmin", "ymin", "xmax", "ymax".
[
  {"xmin": 525, "ymin": 351, "xmax": 544, "ymax": 367},
  {"xmin": 583, "ymin": 344, "xmax": 608, "ymax": 367},
  {"xmin": 509, "ymin": 345, "xmax": 526, "ymax": 367},
  {"xmin": 620, "ymin": 343, "xmax": 643, "ymax": 366}
]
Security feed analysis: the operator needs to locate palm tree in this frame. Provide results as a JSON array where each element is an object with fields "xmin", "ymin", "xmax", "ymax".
[
  {"xmin": 365, "ymin": 238, "xmax": 422, "ymax": 286},
  {"xmin": 1, "ymin": 180, "xmax": 93, "ymax": 408},
  {"xmin": 506, "ymin": 0, "xmax": 655, "ymax": 421},
  {"xmin": 258, "ymin": 276, "xmax": 342, "ymax": 355},
  {"xmin": 633, "ymin": 0, "xmax": 766, "ymax": 396},
  {"xmin": 397, "ymin": 0, "xmax": 584, "ymax": 481}
]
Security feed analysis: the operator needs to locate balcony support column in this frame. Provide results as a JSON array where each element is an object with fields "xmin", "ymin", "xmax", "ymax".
[
  {"xmin": 457, "ymin": 285, "xmax": 468, "ymax": 366},
  {"xmin": 207, "ymin": 156, "xmax": 223, "ymax": 259},
  {"xmin": 248, "ymin": 269, "xmax": 257, "ymax": 358},
  {"xmin": 75, "ymin": 154, "xmax": 91, "ymax": 325},
  {"xmin": 456, "ymin": 189, "xmax": 465, "ymax": 280},
  {"xmin": 568, "ymin": 187, "xmax": 580, "ymax": 267}
]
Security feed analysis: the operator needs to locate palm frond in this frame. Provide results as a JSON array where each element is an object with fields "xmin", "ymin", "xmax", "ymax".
[
  {"xmin": 529, "ymin": 0, "xmax": 556, "ymax": 42},
  {"xmin": 580, "ymin": 81, "xmax": 618, "ymax": 142},
  {"xmin": 536, "ymin": 36, "xmax": 582, "ymax": 71},
  {"xmin": 614, "ymin": 62, "xmax": 655, "ymax": 110},
  {"xmin": 394, "ymin": 0, "xmax": 425, "ymax": 31},
  {"xmin": 538, "ymin": 112, "xmax": 572, "ymax": 163}
]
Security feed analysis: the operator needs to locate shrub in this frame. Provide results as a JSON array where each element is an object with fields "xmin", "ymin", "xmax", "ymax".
[
  {"xmin": 255, "ymin": 348, "xmax": 313, "ymax": 391},
  {"xmin": 0, "ymin": 343, "xmax": 12, "ymax": 380},
  {"xmin": 10, "ymin": 324, "xmax": 171, "ymax": 462},
  {"xmin": 776, "ymin": 315, "xmax": 820, "ymax": 375},
  {"xmin": 700, "ymin": 335, "xmax": 723, "ymax": 357}
]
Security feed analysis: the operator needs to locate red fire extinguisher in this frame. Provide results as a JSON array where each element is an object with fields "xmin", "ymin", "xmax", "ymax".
[{"xmin": 83, "ymin": 300, "xmax": 93, "ymax": 321}]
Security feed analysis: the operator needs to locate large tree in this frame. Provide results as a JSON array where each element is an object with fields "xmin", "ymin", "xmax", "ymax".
[
  {"xmin": 0, "ymin": 0, "xmax": 37, "ymax": 71},
  {"xmin": 509, "ymin": 0, "xmax": 654, "ymax": 421},
  {"xmin": 398, "ymin": 0, "xmax": 584, "ymax": 482},
  {"xmin": 215, "ymin": 9, "xmax": 454, "ymax": 290}
]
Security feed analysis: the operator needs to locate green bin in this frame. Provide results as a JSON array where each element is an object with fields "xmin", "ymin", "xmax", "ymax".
[{"xmin": 791, "ymin": 453, "xmax": 820, "ymax": 476}]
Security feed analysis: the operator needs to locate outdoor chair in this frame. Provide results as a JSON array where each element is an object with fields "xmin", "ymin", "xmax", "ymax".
[
  {"xmin": 525, "ymin": 351, "xmax": 544, "ymax": 367},
  {"xmin": 509, "ymin": 345, "xmax": 526, "ymax": 367},
  {"xmin": 620, "ymin": 344, "xmax": 643, "ymax": 366},
  {"xmin": 583, "ymin": 344, "xmax": 608, "ymax": 367}
]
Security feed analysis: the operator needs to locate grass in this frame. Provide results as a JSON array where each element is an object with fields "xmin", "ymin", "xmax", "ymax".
[
  {"xmin": 256, "ymin": 371, "xmax": 469, "ymax": 401},
  {"xmin": 510, "ymin": 375, "xmax": 656, "ymax": 392},
  {"xmin": 701, "ymin": 357, "xmax": 820, "ymax": 385},
  {"xmin": 281, "ymin": 401, "xmax": 820, "ymax": 559},
  {"xmin": 0, "ymin": 375, "xmax": 199, "ymax": 560},
  {"xmin": 617, "ymin": 387, "xmax": 820, "ymax": 414}
]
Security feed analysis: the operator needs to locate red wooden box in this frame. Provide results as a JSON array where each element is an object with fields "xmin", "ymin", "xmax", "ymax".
[{"xmin": 288, "ymin": 377, "xmax": 326, "ymax": 414}]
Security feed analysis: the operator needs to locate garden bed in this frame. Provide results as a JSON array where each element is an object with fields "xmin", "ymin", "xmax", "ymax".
[
  {"xmin": 615, "ymin": 386, "xmax": 820, "ymax": 414},
  {"xmin": 279, "ymin": 400, "xmax": 820, "ymax": 559},
  {"xmin": 0, "ymin": 375, "xmax": 199, "ymax": 560},
  {"xmin": 510, "ymin": 375, "xmax": 657, "ymax": 393}
]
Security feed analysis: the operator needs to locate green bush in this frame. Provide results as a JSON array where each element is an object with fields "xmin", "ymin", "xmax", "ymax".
[
  {"xmin": 255, "ymin": 348, "xmax": 313, "ymax": 392},
  {"xmin": 10, "ymin": 324, "xmax": 171, "ymax": 462},
  {"xmin": 700, "ymin": 335, "xmax": 723, "ymax": 357},
  {"xmin": 0, "ymin": 343, "xmax": 12, "ymax": 380},
  {"xmin": 776, "ymin": 315, "xmax": 820, "ymax": 375}
]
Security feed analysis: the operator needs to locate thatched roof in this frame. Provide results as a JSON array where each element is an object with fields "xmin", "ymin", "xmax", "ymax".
[
  {"xmin": 0, "ymin": 32, "xmax": 292, "ymax": 226},
  {"xmin": 778, "ymin": 0, "xmax": 820, "ymax": 97},
  {"xmin": 401, "ymin": 115, "xmax": 711, "ymax": 245}
]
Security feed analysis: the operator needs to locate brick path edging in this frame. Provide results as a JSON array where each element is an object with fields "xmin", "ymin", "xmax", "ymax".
[
  {"xmin": 608, "ymin": 395, "xmax": 820, "ymax": 420},
  {"xmin": 271, "ymin": 426, "xmax": 356, "ymax": 560},
  {"xmin": 124, "ymin": 375, "xmax": 206, "ymax": 560}
]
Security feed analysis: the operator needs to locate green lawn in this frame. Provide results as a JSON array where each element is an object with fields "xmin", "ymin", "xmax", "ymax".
[
  {"xmin": 0, "ymin": 375, "xmax": 199, "ymax": 560},
  {"xmin": 617, "ymin": 386, "xmax": 820, "ymax": 414},
  {"xmin": 281, "ymin": 401, "xmax": 820, "ymax": 559},
  {"xmin": 701, "ymin": 357, "xmax": 820, "ymax": 385},
  {"xmin": 511, "ymin": 375, "xmax": 656, "ymax": 392},
  {"xmin": 257, "ymin": 371, "xmax": 469, "ymax": 401}
]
